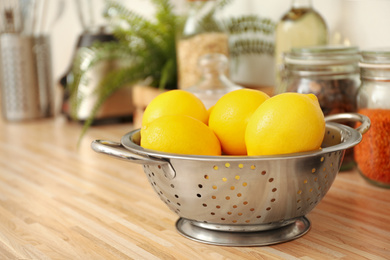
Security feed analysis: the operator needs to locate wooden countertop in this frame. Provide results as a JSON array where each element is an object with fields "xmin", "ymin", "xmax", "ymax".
[{"xmin": 0, "ymin": 115, "xmax": 389, "ymax": 259}]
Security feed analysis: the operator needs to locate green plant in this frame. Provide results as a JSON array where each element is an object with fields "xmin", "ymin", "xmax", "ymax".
[{"xmin": 68, "ymin": 0, "xmax": 180, "ymax": 143}]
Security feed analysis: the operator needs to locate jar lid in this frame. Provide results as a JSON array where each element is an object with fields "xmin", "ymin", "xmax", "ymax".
[
  {"xmin": 284, "ymin": 45, "xmax": 361, "ymax": 66},
  {"xmin": 359, "ymin": 48, "xmax": 390, "ymax": 68}
]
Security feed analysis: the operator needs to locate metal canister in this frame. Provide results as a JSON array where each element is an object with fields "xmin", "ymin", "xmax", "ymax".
[{"xmin": 0, "ymin": 34, "xmax": 54, "ymax": 121}]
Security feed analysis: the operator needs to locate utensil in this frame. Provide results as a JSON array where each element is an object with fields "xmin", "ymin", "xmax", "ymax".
[
  {"xmin": 2, "ymin": 0, "xmax": 22, "ymax": 33},
  {"xmin": 34, "ymin": 0, "xmax": 47, "ymax": 35},
  {"xmin": 91, "ymin": 113, "xmax": 370, "ymax": 246},
  {"xmin": 47, "ymin": 0, "xmax": 65, "ymax": 32},
  {"xmin": 16, "ymin": 0, "xmax": 65, "ymax": 35}
]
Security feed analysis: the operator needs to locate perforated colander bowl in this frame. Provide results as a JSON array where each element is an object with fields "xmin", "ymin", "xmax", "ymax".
[{"xmin": 92, "ymin": 113, "xmax": 370, "ymax": 246}]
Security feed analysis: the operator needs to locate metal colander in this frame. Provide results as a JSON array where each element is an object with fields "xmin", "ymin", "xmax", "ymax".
[{"xmin": 92, "ymin": 113, "xmax": 370, "ymax": 246}]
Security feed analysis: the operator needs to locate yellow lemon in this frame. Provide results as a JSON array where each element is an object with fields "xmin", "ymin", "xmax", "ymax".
[
  {"xmin": 245, "ymin": 93, "xmax": 325, "ymax": 156},
  {"xmin": 140, "ymin": 115, "xmax": 221, "ymax": 156},
  {"xmin": 206, "ymin": 105, "xmax": 215, "ymax": 124},
  {"xmin": 142, "ymin": 90, "xmax": 208, "ymax": 126},
  {"xmin": 208, "ymin": 89, "xmax": 270, "ymax": 155}
]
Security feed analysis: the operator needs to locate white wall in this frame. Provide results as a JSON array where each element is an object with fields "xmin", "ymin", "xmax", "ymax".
[{"xmin": 50, "ymin": 0, "xmax": 390, "ymax": 88}]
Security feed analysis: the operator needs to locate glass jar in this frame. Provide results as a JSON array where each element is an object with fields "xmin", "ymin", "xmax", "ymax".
[
  {"xmin": 274, "ymin": 0, "xmax": 328, "ymax": 94},
  {"xmin": 186, "ymin": 53, "xmax": 242, "ymax": 109},
  {"xmin": 282, "ymin": 45, "xmax": 361, "ymax": 170},
  {"xmin": 177, "ymin": 0, "xmax": 229, "ymax": 90},
  {"xmin": 355, "ymin": 48, "xmax": 390, "ymax": 188}
]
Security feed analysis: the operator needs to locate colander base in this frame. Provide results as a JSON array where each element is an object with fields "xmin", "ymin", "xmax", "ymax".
[{"xmin": 175, "ymin": 216, "xmax": 310, "ymax": 246}]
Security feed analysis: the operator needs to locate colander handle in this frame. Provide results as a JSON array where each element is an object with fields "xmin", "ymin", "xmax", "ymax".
[
  {"xmin": 324, "ymin": 113, "xmax": 371, "ymax": 134},
  {"xmin": 91, "ymin": 140, "xmax": 176, "ymax": 180}
]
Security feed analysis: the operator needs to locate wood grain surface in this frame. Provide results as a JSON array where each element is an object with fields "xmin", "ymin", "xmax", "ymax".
[{"xmin": 0, "ymin": 115, "xmax": 389, "ymax": 260}]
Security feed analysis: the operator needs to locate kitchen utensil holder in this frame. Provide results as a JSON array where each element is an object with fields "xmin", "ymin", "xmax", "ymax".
[{"xmin": 0, "ymin": 34, "xmax": 54, "ymax": 121}]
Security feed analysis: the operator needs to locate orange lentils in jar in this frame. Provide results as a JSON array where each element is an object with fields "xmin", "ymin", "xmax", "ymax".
[
  {"xmin": 355, "ymin": 48, "xmax": 390, "ymax": 188},
  {"xmin": 354, "ymin": 109, "xmax": 390, "ymax": 186}
]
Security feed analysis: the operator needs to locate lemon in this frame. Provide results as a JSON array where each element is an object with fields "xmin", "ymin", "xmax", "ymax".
[
  {"xmin": 142, "ymin": 90, "xmax": 208, "ymax": 126},
  {"xmin": 141, "ymin": 115, "xmax": 221, "ymax": 156},
  {"xmin": 245, "ymin": 93, "xmax": 325, "ymax": 156},
  {"xmin": 208, "ymin": 89, "xmax": 270, "ymax": 155},
  {"xmin": 206, "ymin": 105, "xmax": 214, "ymax": 123}
]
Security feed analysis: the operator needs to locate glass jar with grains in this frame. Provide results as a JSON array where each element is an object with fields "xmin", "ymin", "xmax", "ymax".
[
  {"xmin": 355, "ymin": 48, "xmax": 390, "ymax": 188},
  {"xmin": 177, "ymin": 0, "xmax": 229, "ymax": 90},
  {"xmin": 281, "ymin": 45, "xmax": 361, "ymax": 170}
]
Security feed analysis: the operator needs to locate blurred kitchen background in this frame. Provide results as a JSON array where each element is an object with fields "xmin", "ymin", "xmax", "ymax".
[
  {"xmin": 50, "ymin": 0, "xmax": 390, "ymax": 88},
  {"xmin": 1, "ymin": 0, "xmax": 390, "ymax": 123}
]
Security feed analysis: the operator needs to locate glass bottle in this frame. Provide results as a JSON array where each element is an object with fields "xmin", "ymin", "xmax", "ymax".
[
  {"xmin": 177, "ymin": 0, "xmax": 229, "ymax": 90},
  {"xmin": 282, "ymin": 45, "xmax": 361, "ymax": 170},
  {"xmin": 186, "ymin": 53, "xmax": 242, "ymax": 109},
  {"xmin": 355, "ymin": 48, "xmax": 390, "ymax": 188},
  {"xmin": 274, "ymin": 0, "xmax": 328, "ymax": 94}
]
